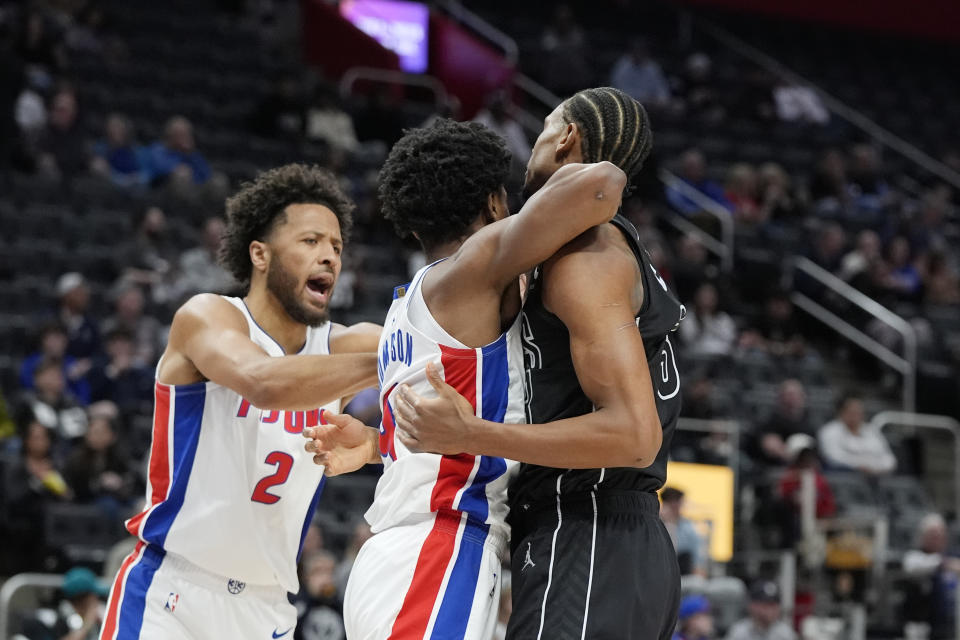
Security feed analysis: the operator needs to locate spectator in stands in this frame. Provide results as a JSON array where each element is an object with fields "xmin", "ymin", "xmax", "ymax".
[
  {"xmin": 666, "ymin": 149, "xmax": 732, "ymax": 216},
  {"xmin": 19, "ymin": 323, "xmax": 91, "ymax": 404},
  {"xmin": 847, "ymin": 144, "xmax": 890, "ymax": 212},
  {"xmin": 902, "ymin": 513, "xmax": 960, "ymax": 639},
  {"xmin": 778, "ymin": 433, "xmax": 836, "ymax": 521},
  {"xmin": 907, "ymin": 189, "xmax": 950, "ymax": 256},
  {"xmin": 86, "ymin": 329, "xmax": 154, "ymax": 417},
  {"xmin": 661, "ymin": 487, "xmax": 708, "ymax": 577},
  {"xmin": 120, "ymin": 205, "xmax": 180, "ymax": 302},
  {"xmin": 757, "ymin": 162, "xmax": 801, "ymax": 223},
  {"xmin": 91, "ymin": 112, "xmax": 147, "ymax": 187},
  {"xmin": 680, "ymin": 375, "xmax": 723, "ymax": 421},
  {"xmin": 808, "ymin": 223, "xmax": 846, "ymax": 274},
  {"xmin": 672, "ymin": 233, "xmax": 719, "ymax": 304},
  {"xmin": 674, "ymin": 375, "xmax": 732, "ymax": 466},
  {"xmin": 923, "ymin": 251, "xmax": 960, "ymax": 305},
  {"xmin": 675, "ymin": 52, "xmax": 726, "ymax": 126},
  {"xmin": 171, "ymin": 216, "xmax": 235, "ymax": 299},
  {"xmin": 808, "ymin": 149, "xmax": 850, "ymax": 214},
  {"xmin": 55, "ymin": 272, "xmax": 101, "ymax": 360},
  {"xmin": 36, "ymin": 87, "xmax": 91, "ymax": 179},
  {"xmin": 65, "ymin": 2, "xmax": 107, "ymax": 55},
  {"xmin": 539, "ymin": 4, "xmax": 591, "ymax": 97},
  {"xmin": 63, "ymin": 409, "xmax": 136, "ymax": 522},
  {"xmin": 679, "ymin": 283, "xmax": 737, "ymax": 357},
  {"xmin": 840, "ymin": 229, "xmax": 882, "ymax": 288},
  {"xmin": 725, "ymin": 163, "xmax": 763, "ymax": 226},
  {"xmin": 100, "ymin": 284, "xmax": 164, "ymax": 366},
  {"xmin": 145, "ymin": 115, "xmax": 211, "ymax": 186},
  {"xmin": 294, "ymin": 550, "xmax": 346, "ymax": 640},
  {"xmin": 249, "ymin": 74, "xmax": 305, "ymax": 138},
  {"xmin": 818, "ymin": 393, "xmax": 896, "ymax": 475},
  {"xmin": 305, "ymin": 86, "xmax": 359, "ymax": 153},
  {"xmin": 673, "ymin": 594, "xmax": 715, "ymax": 640},
  {"xmin": 883, "ymin": 235, "xmax": 923, "ymax": 302},
  {"xmin": 609, "ymin": 37, "xmax": 670, "ymax": 108},
  {"xmin": 17, "ymin": 566, "xmax": 108, "ymax": 640},
  {"xmin": 726, "ymin": 580, "xmax": 797, "ymax": 640},
  {"xmin": 4, "ymin": 416, "xmax": 71, "ymax": 572},
  {"xmin": 754, "ymin": 292, "xmax": 808, "ymax": 360},
  {"xmin": 473, "ymin": 90, "xmax": 530, "ymax": 165},
  {"xmin": 14, "ymin": 75, "xmax": 45, "ymax": 143},
  {"xmin": 16, "ymin": 9, "xmax": 65, "ymax": 82},
  {"xmin": 750, "ymin": 380, "xmax": 815, "ymax": 467},
  {"xmin": 18, "ymin": 358, "xmax": 89, "ymax": 441}
]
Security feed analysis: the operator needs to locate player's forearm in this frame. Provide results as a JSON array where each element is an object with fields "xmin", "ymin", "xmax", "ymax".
[
  {"xmin": 466, "ymin": 409, "xmax": 661, "ymax": 469},
  {"xmin": 245, "ymin": 353, "xmax": 379, "ymax": 411}
]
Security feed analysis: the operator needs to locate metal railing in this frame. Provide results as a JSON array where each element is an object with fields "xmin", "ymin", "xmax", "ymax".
[
  {"xmin": 339, "ymin": 67, "xmax": 449, "ymax": 107},
  {"xmin": 0, "ymin": 573, "xmax": 64, "ymax": 640},
  {"xmin": 436, "ymin": 1, "xmax": 518, "ymax": 66},
  {"xmin": 695, "ymin": 20, "xmax": 960, "ymax": 193},
  {"xmin": 873, "ymin": 411, "xmax": 960, "ymax": 518},
  {"xmin": 659, "ymin": 169, "xmax": 735, "ymax": 272},
  {"xmin": 791, "ymin": 256, "xmax": 917, "ymax": 412}
]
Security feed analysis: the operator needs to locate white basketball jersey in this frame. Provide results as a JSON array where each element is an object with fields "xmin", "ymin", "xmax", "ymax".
[
  {"xmin": 125, "ymin": 296, "xmax": 340, "ymax": 593},
  {"xmin": 368, "ymin": 262, "xmax": 524, "ymax": 541}
]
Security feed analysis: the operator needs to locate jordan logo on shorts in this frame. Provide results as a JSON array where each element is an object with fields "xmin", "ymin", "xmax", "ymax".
[
  {"xmin": 165, "ymin": 593, "xmax": 179, "ymax": 612},
  {"xmin": 227, "ymin": 579, "xmax": 246, "ymax": 594},
  {"xmin": 522, "ymin": 542, "xmax": 536, "ymax": 572}
]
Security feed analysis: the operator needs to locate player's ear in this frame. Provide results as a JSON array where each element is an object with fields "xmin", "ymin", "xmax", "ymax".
[
  {"xmin": 249, "ymin": 240, "xmax": 269, "ymax": 275},
  {"xmin": 555, "ymin": 122, "xmax": 582, "ymax": 162},
  {"xmin": 483, "ymin": 190, "xmax": 503, "ymax": 224}
]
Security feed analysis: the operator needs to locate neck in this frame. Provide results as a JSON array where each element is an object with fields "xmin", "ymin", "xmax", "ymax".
[
  {"xmin": 424, "ymin": 239, "xmax": 466, "ymax": 265},
  {"xmin": 244, "ymin": 284, "xmax": 309, "ymax": 355}
]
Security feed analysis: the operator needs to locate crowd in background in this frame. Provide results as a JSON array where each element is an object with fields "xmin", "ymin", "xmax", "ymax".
[{"xmin": 1, "ymin": 0, "xmax": 959, "ymax": 639}]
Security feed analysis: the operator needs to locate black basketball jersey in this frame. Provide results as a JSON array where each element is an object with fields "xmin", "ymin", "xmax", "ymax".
[{"xmin": 510, "ymin": 214, "xmax": 686, "ymax": 509}]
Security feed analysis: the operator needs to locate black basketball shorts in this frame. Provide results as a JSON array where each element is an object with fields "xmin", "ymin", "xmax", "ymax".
[{"xmin": 506, "ymin": 491, "xmax": 680, "ymax": 640}]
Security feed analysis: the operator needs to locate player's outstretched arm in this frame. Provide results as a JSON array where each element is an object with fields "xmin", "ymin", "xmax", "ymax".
[
  {"xmin": 456, "ymin": 161, "xmax": 626, "ymax": 291},
  {"xmin": 166, "ymin": 294, "xmax": 378, "ymax": 411},
  {"xmin": 394, "ymin": 230, "xmax": 663, "ymax": 469}
]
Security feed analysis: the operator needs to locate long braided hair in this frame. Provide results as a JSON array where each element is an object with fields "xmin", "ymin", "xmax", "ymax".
[{"xmin": 561, "ymin": 87, "xmax": 653, "ymax": 190}]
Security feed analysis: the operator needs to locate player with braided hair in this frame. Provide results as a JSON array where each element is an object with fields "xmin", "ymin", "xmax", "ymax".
[
  {"xmin": 304, "ymin": 118, "xmax": 628, "ymax": 640},
  {"xmin": 392, "ymin": 88, "xmax": 685, "ymax": 639}
]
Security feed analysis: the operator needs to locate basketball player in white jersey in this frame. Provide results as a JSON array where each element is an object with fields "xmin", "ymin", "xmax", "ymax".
[
  {"xmin": 303, "ymin": 119, "xmax": 626, "ymax": 639},
  {"xmin": 100, "ymin": 164, "xmax": 381, "ymax": 640}
]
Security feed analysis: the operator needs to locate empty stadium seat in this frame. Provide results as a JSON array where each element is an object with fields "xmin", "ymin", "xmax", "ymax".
[
  {"xmin": 44, "ymin": 503, "xmax": 126, "ymax": 567},
  {"xmin": 824, "ymin": 472, "xmax": 882, "ymax": 518}
]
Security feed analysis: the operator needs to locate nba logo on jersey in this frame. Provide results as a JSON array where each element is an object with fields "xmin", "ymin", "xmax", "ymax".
[{"xmin": 164, "ymin": 592, "xmax": 179, "ymax": 612}]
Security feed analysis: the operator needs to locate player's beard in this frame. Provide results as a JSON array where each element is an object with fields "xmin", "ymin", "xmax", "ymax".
[{"xmin": 266, "ymin": 258, "xmax": 331, "ymax": 327}]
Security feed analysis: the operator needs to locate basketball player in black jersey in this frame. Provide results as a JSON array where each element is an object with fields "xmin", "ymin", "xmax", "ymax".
[{"xmin": 392, "ymin": 88, "xmax": 685, "ymax": 639}]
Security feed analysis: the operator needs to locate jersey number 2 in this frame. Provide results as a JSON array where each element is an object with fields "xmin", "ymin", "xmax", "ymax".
[{"xmin": 251, "ymin": 452, "xmax": 293, "ymax": 504}]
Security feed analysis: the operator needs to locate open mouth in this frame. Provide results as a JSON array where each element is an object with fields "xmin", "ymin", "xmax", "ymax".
[{"xmin": 306, "ymin": 273, "xmax": 333, "ymax": 304}]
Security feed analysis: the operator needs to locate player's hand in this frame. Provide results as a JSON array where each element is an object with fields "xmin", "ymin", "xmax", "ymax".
[
  {"xmin": 393, "ymin": 362, "xmax": 475, "ymax": 455},
  {"xmin": 303, "ymin": 412, "xmax": 377, "ymax": 476}
]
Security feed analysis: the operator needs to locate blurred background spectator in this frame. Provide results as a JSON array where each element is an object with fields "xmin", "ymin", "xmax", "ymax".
[{"xmin": 661, "ymin": 487, "xmax": 709, "ymax": 577}]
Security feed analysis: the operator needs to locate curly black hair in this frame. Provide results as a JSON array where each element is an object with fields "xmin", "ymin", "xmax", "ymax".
[
  {"xmin": 562, "ymin": 87, "xmax": 653, "ymax": 189},
  {"xmin": 378, "ymin": 118, "xmax": 511, "ymax": 250},
  {"xmin": 220, "ymin": 164, "xmax": 355, "ymax": 288}
]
